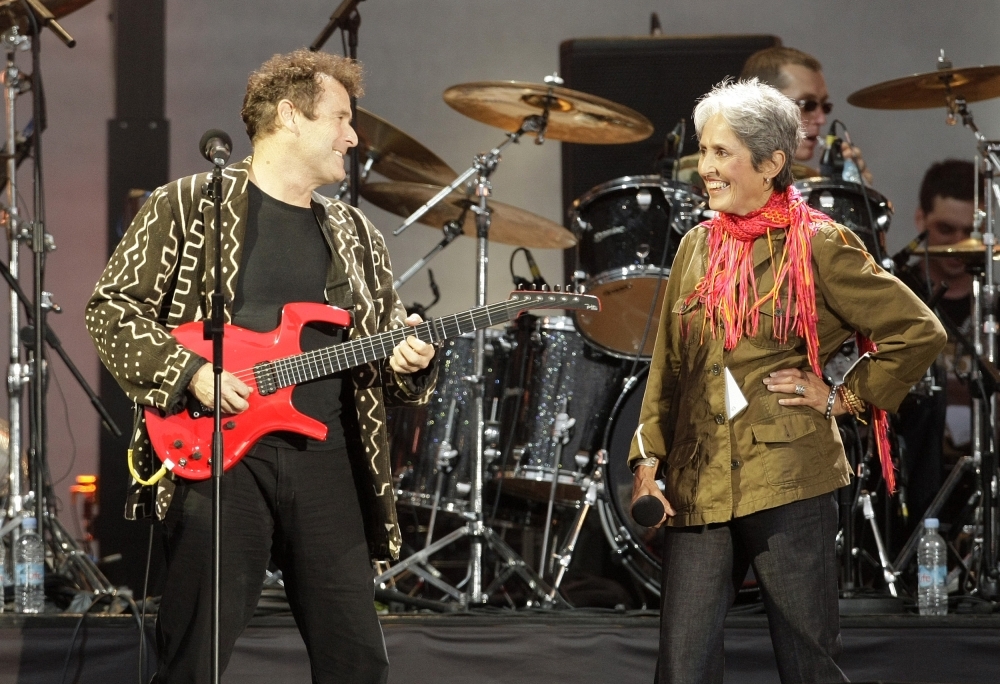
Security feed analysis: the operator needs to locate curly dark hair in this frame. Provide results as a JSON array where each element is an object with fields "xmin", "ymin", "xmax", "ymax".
[{"xmin": 241, "ymin": 49, "xmax": 364, "ymax": 142}]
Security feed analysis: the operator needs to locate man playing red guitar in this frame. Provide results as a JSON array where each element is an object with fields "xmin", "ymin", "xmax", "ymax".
[{"xmin": 86, "ymin": 50, "xmax": 436, "ymax": 683}]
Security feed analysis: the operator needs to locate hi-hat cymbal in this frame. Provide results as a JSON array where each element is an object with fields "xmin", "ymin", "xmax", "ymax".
[
  {"xmin": 355, "ymin": 108, "xmax": 458, "ymax": 186},
  {"xmin": 913, "ymin": 238, "xmax": 1000, "ymax": 262},
  {"xmin": 443, "ymin": 81, "xmax": 654, "ymax": 145},
  {"xmin": 848, "ymin": 65, "xmax": 1000, "ymax": 110},
  {"xmin": 361, "ymin": 181, "xmax": 576, "ymax": 249},
  {"xmin": 0, "ymin": 0, "xmax": 95, "ymax": 33}
]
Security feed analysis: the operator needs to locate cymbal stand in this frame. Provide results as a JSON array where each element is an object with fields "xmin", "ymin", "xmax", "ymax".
[
  {"xmin": 950, "ymin": 96, "xmax": 1000, "ymax": 598},
  {"xmin": 377, "ymin": 107, "xmax": 568, "ymax": 608},
  {"xmin": 392, "ymin": 217, "xmax": 464, "ymax": 290},
  {"xmin": 2, "ymin": 24, "xmax": 30, "ymax": 573}
]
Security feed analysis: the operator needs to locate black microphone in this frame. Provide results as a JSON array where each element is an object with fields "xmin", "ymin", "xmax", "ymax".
[
  {"xmin": 523, "ymin": 249, "xmax": 548, "ymax": 289},
  {"xmin": 199, "ymin": 129, "xmax": 232, "ymax": 167},
  {"xmin": 891, "ymin": 230, "xmax": 929, "ymax": 271},
  {"xmin": 631, "ymin": 495, "xmax": 665, "ymax": 527},
  {"xmin": 818, "ymin": 122, "xmax": 843, "ymax": 178}
]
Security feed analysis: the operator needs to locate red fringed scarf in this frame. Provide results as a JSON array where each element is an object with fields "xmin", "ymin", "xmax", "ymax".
[{"xmin": 684, "ymin": 185, "xmax": 896, "ymax": 493}]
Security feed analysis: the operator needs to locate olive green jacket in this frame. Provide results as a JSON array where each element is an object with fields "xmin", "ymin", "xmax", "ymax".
[
  {"xmin": 628, "ymin": 222, "xmax": 947, "ymax": 527},
  {"xmin": 86, "ymin": 159, "xmax": 437, "ymax": 560}
]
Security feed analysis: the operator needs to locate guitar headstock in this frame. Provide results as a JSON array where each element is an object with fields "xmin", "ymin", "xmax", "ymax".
[{"xmin": 505, "ymin": 286, "xmax": 600, "ymax": 314}]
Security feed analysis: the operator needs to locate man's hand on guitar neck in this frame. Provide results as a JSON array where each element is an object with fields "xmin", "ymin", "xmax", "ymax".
[
  {"xmin": 188, "ymin": 364, "xmax": 252, "ymax": 414},
  {"xmin": 389, "ymin": 314, "xmax": 435, "ymax": 374}
]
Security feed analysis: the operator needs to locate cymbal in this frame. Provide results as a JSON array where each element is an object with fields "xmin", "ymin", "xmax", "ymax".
[
  {"xmin": 0, "ymin": 0, "xmax": 95, "ymax": 33},
  {"xmin": 913, "ymin": 238, "xmax": 1000, "ymax": 261},
  {"xmin": 443, "ymin": 81, "xmax": 654, "ymax": 145},
  {"xmin": 355, "ymin": 108, "xmax": 458, "ymax": 186},
  {"xmin": 361, "ymin": 181, "xmax": 576, "ymax": 249},
  {"xmin": 848, "ymin": 65, "xmax": 1000, "ymax": 110}
]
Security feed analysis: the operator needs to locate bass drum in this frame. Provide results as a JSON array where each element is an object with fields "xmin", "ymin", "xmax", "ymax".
[
  {"xmin": 596, "ymin": 367, "xmax": 665, "ymax": 596},
  {"xmin": 794, "ymin": 177, "xmax": 893, "ymax": 257},
  {"xmin": 570, "ymin": 176, "xmax": 704, "ymax": 360}
]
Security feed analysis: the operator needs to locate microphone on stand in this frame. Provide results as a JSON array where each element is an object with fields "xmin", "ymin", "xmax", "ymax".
[
  {"xmin": 523, "ymin": 249, "xmax": 548, "ymax": 289},
  {"xmin": 890, "ymin": 231, "xmax": 929, "ymax": 272},
  {"xmin": 199, "ymin": 129, "xmax": 232, "ymax": 167},
  {"xmin": 818, "ymin": 122, "xmax": 844, "ymax": 179},
  {"xmin": 657, "ymin": 119, "xmax": 686, "ymax": 178}
]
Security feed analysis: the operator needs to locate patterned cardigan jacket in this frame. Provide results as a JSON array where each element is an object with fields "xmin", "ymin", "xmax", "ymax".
[{"xmin": 86, "ymin": 159, "xmax": 437, "ymax": 560}]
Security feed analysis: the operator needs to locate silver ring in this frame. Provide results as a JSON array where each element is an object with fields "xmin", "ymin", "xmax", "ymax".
[{"xmin": 794, "ymin": 384, "xmax": 807, "ymax": 396}]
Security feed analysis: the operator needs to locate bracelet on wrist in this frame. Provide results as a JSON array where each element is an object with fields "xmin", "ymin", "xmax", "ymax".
[
  {"xmin": 824, "ymin": 384, "xmax": 839, "ymax": 420},
  {"xmin": 631, "ymin": 457, "xmax": 659, "ymax": 473}
]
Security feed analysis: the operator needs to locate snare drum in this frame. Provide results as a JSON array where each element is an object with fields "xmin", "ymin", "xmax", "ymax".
[
  {"xmin": 794, "ymin": 178, "xmax": 893, "ymax": 256},
  {"xmin": 570, "ymin": 176, "xmax": 705, "ymax": 359}
]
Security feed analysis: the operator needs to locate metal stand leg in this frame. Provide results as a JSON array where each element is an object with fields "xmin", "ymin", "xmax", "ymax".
[{"xmin": 860, "ymin": 492, "xmax": 898, "ymax": 597}]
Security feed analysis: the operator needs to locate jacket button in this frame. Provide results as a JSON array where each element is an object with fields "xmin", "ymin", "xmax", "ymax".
[
  {"xmin": 715, "ymin": 413, "xmax": 725, "ymax": 425},
  {"xmin": 712, "ymin": 363, "xmax": 721, "ymax": 376},
  {"xmin": 731, "ymin": 460, "xmax": 740, "ymax": 470}
]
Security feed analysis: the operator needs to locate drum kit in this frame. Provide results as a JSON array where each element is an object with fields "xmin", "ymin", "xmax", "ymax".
[{"xmin": 363, "ymin": 51, "xmax": 1000, "ymax": 610}]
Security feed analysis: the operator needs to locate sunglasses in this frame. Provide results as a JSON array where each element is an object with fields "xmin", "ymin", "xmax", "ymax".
[{"xmin": 796, "ymin": 99, "xmax": 833, "ymax": 115}]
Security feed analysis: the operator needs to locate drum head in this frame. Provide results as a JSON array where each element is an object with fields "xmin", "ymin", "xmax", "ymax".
[
  {"xmin": 575, "ymin": 267, "xmax": 667, "ymax": 359},
  {"xmin": 794, "ymin": 178, "xmax": 892, "ymax": 255}
]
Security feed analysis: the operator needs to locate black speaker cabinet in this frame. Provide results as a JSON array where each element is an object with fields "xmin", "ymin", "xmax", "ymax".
[{"xmin": 559, "ymin": 34, "xmax": 780, "ymax": 276}]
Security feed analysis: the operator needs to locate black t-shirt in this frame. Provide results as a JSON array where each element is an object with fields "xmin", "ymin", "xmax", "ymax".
[{"xmin": 232, "ymin": 183, "xmax": 347, "ymax": 451}]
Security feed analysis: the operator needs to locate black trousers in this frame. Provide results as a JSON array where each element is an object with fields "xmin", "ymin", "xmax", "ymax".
[
  {"xmin": 656, "ymin": 493, "xmax": 848, "ymax": 684},
  {"xmin": 154, "ymin": 443, "xmax": 388, "ymax": 684}
]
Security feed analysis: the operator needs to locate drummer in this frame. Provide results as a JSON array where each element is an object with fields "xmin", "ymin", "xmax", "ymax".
[
  {"xmin": 630, "ymin": 79, "xmax": 945, "ymax": 682},
  {"xmin": 677, "ymin": 46, "xmax": 873, "ymax": 186},
  {"xmin": 896, "ymin": 159, "xmax": 982, "ymax": 522}
]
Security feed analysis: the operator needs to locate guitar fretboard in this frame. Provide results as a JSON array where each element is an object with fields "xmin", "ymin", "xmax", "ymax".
[{"xmin": 262, "ymin": 297, "xmax": 537, "ymax": 390}]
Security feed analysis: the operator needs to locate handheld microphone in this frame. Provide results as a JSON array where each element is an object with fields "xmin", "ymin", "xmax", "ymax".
[
  {"xmin": 523, "ymin": 249, "xmax": 548, "ymax": 289},
  {"xmin": 890, "ymin": 230, "xmax": 929, "ymax": 271},
  {"xmin": 631, "ymin": 495, "xmax": 665, "ymax": 527},
  {"xmin": 199, "ymin": 129, "xmax": 232, "ymax": 167}
]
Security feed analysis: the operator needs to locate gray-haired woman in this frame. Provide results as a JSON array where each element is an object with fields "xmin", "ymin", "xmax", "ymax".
[{"xmin": 629, "ymin": 80, "xmax": 945, "ymax": 683}]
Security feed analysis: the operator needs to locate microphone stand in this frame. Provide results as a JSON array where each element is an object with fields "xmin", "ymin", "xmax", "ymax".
[
  {"xmin": 202, "ymin": 159, "xmax": 227, "ymax": 684},
  {"xmin": 309, "ymin": 0, "xmax": 364, "ymax": 207}
]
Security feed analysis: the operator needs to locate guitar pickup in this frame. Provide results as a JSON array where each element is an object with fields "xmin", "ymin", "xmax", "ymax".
[{"xmin": 254, "ymin": 361, "xmax": 278, "ymax": 396}]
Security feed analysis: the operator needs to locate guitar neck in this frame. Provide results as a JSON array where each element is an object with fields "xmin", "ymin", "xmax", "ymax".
[{"xmin": 265, "ymin": 299, "xmax": 523, "ymax": 389}]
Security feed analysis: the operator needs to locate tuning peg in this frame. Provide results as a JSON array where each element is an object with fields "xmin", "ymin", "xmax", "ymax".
[
  {"xmin": 554, "ymin": 284, "xmax": 562, "ymax": 292},
  {"xmin": 542, "ymin": 284, "xmax": 550, "ymax": 292}
]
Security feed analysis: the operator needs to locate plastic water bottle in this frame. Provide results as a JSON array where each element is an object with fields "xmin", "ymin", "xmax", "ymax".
[
  {"xmin": 842, "ymin": 158, "xmax": 863, "ymax": 184},
  {"xmin": 14, "ymin": 517, "xmax": 44, "ymax": 614},
  {"xmin": 917, "ymin": 517, "xmax": 947, "ymax": 616}
]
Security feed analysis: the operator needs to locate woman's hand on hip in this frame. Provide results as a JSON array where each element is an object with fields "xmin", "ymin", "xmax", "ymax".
[{"xmin": 763, "ymin": 368, "xmax": 846, "ymax": 417}]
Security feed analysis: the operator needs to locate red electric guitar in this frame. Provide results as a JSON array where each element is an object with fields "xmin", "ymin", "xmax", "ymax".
[{"xmin": 144, "ymin": 290, "xmax": 599, "ymax": 480}]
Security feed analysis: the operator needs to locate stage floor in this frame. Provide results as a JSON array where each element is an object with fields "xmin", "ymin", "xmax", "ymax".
[{"xmin": 1, "ymin": 611, "xmax": 996, "ymax": 683}]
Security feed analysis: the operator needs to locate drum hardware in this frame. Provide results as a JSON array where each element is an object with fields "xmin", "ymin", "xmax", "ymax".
[
  {"xmin": 1, "ymin": 14, "xmax": 123, "ymax": 610},
  {"xmin": 392, "ymin": 216, "xmax": 464, "ymax": 290},
  {"xmin": 545, "ymin": 450, "xmax": 606, "ymax": 605},
  {"xmin": 859, "ymin": 491, "xmax": 899, "ymax": 597},
  {"xmin": 376, "ymin": 97, "xmax": 573, "ymax": 608},
  {"xmin": 537, "ymin": 398, "xmax": 576, "ymax": 578},
  {"xmin": 424, "ymin": 399, "xmax": 459, "ymax": 549}
]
